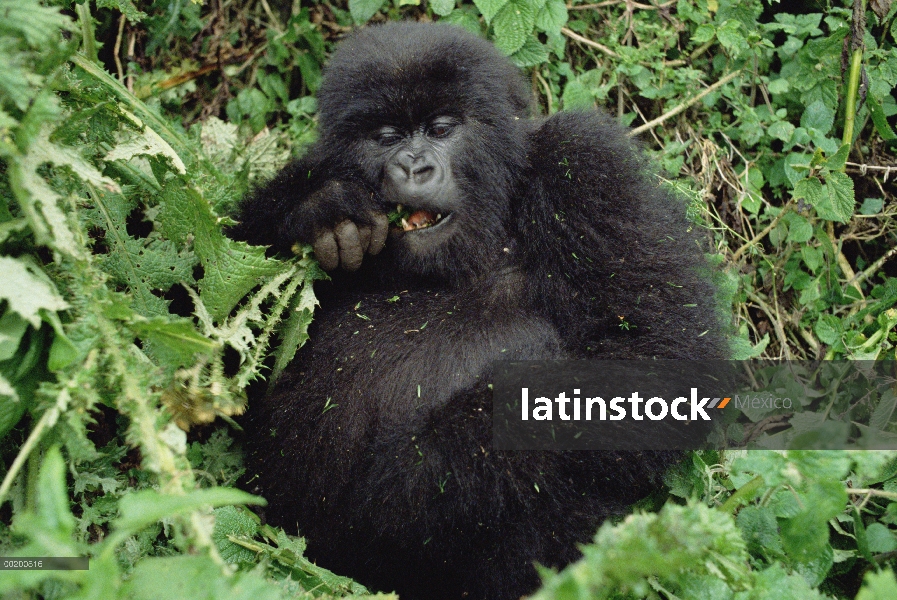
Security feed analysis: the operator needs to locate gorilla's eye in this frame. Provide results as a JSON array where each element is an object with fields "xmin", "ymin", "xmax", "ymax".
[
  {"xmin": 427, "ymin": 121, "xmax": 455, "ymax": 138},
  {"xmin": 375, "ymin": 127, "xmax": 404, "ymax": 146}
]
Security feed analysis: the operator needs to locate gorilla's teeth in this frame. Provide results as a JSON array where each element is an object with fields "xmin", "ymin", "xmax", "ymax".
[
  {"xmin": 400, "ymin": 218, "xmax": 409, "ymax": 229},
  {"xmin": 436, "ymin": 214, "xmax": 442, "ymax": 221},
  {"xmin": 396, "ymin": 204, "xmax": 403, "ymax": 212}
]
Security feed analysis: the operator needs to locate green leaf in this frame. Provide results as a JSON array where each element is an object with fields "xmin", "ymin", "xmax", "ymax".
[
  {"xmin": 115, "ymin": 488, "xmax": 265, "ymax": 540},
  {"xmin": 801, "ymin": 100, "xmax": 835, "ymax": 135},
  {"xmin": 534, "ymin": 0, "xmax": 567, "ymax": 34},
  {"xmin": 856, "ymin": 569, "xmax": 897, "ymax": 600},
  {"xmin": 0, "ymin": 312, "xmax": 28, "ymax": 362},
  {"xmin": 866, "ymin": 92, "xmax": 897, "ymax": 141},
  {"xmin": 157, "ymin": 183, "xmax": 287, "ymax": 322},
  {"xmin": 474, "ymin": 0, "xmax": 510, "ymax": 23},
  {"xmin": 128, "ymin": 316, "xmax": 219, "ymax": 368},
  {"xmin": 801, "ymin": 246, "xmax": 823, "ymax": 273},
  {"xmin": 866, "ymin": 523, "xmax": 897, "ymax": 553},
  {"xmin": 123, "ymin": 555, "xmax": 283, "ymax": 600},
  {"xmin": 348, "ymin": 0, "xmax": 386, "ymax": 22},
  {"xmin": 212, "ymin": 506, "xmax": 259, "ymax": 565},
  {"xmin": 0, "ymin": 0, "xmax": 75, "ymax": 46},
  {"xmin": 0, "ymin": 257, "xmax": 68, "ymax": 327},
  {"xmin": 492, "ymin": 0, "xmax": 536, "ymax": 55},
  {"xmin": 815, "ymin": 171, "xmax": 855, "ymax": 223},
  {"xmin": 430, "ymin": 0, "xmax": 456, "ymax": 16},
  {"xmin": 860, "ymin": 197, "xmax": 884, "ymax": 215},
  {"xmin": 563, "ymin": 79, "xmax": 594, "ymax": 110},
  {"xmin": 716, "ymin": 20, "xmax": 748, "ymax": 57},
  {"xmin": 0, "ymin": 375, "xmax": 24, "ymax": 435},
  {"xmin": 737, "ymin": 506, "xmax": 784, "ymax": 555},
  {"xmin": 814, "ymin": 314, "xmax": 842, "ymax": 345},
  {"xmin": 36, "ymin": 446, "xmax": 76, "ymax": 539},
  {"xmin": 826, "ymin": 143, "xmax": 851, "ymax": 171},
  {"xmin": 871, "ymin": 391, "xmax": 897, "ymax": 432},
  {"xmin": 509, "ymin": 36, "xmax": 550, "ymax": 67},
  {"xmin": 271, "ymin": 275, "xmax": 319, "ymax": 382},
  {"xmin": 793, "ymin": 176, "xmax": 823, "ymax": 205},
  {"xmin": 768, "ymin": 120, "xmax": 795, "ymax": 142},
  {"xmin": 441, "ymin": 8, "xmax": 483, "ymax": 35},
  {"xmin": 96, "ymin": 0, "xmax": 146, "ymax": 22},
  {"xmin": 785, "ymin": 213, "xmax": 813, "ymax": 243}
]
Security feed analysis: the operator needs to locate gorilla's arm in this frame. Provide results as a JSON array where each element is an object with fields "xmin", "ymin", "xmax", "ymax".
[
  {"xmin": 229, "ymin": 142, "xmax": 388, "ymax": 270},
  {"xmin": 516, "ymin": 111, "xmax": 727, "ymax": 359}
]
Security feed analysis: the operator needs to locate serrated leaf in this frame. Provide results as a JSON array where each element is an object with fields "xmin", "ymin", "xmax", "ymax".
[
  {"xmin": 115, "ymin": 487, "xmax": 265, "ymax": 539},
  {"xmin": 856, "ymin": 569, "xmax": 897, "ymax": 600},
  {"xmin": 157, "ymin": 183, "xmax": 287, "ymax": 322},
  {"xmin": 0, "ymin": 0, "xmax": 75, "ymax": 47},
  {"xmin": 534, "ymin": 0, "xmax": 567, "ymax": 34},
  {"xmin": 815, "ymin": 171, "xmax": 854, "ymax": 223},
  {"xmin": 129, "ymin": 316, "xmax": 219, "ymax": 367},
  {"xmin": 716, "ymin": 20, "xmax": 748, "ymax": 57},
  {"xmin": 348, "ymin": 0, "xmax": 386, "ymax": 23},
  {"xmin": 492, "ymin": 0, "xmax": 535, "ymax": 55},
  {"xmin": 122, "ymin": 555, "xmax": 281, "ymax": 600},
  {"xmin": 509, "ymin": 36, "xmax": 550, "ymax": 67},
  {"xmin": 96, "ymin": 0, "xmax": 146, "ymax": 22},
  {"xmin": 212, "ymin": 505, "xmax": 259, "ymax": 565},
  {"xmin": 792, "ymin": 176, "xmax": 823, "ymax": 205},
  {"xmin": 801, "ymin": 100, "xmax": 835, "ymax": 135},
  {"xmin": 271, "ymin": 280, "xmax": 318, "ymax": 382},
  {"xmin": 10, "ymin": 125, "xmax": 120, "ymax": 257},
  {"xmin": 815, "ymin": 314, "xmax": 841, "ymax": 345},
  {"xmin": 826, "ymin": 143, "xmax": 851, "ymax": 171},
  {"xmin": 0, "ymin": 257, "xmax": 68, "ymax": 327},
  {"xmin": 98, "ymin": 236, "xmax": 197, "ymax": 317},
  {"xmin": 871, "ymin": 391, "xmax": 897, "ymax": 431},
  {"xmin": 474, "ymin": 0, "xmax": 510, "ymax": 23},
  {"xmin": 105, "ymin": 112, "xmax": 187, "ymax": 175},
  {"xmin": 430, "ymin": 0, "xmax": 456, "ymax": 16}
]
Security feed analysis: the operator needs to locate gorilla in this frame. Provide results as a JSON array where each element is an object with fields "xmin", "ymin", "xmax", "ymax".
[{"xmin": 231, "ymin": 21, "xmax": 727, "ymax": 600}]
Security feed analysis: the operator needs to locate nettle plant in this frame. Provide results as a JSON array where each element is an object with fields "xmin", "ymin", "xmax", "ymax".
[{"xmin": 2, "ymin": 1, "xmax": 897, "ymax": 599}]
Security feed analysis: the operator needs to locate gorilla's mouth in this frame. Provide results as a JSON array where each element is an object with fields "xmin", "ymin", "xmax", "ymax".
[{"xmin": 389, "ymin": 205, "xmax": 452, "ymax": 232}]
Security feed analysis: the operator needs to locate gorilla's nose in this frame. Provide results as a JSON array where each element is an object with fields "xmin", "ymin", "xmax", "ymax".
[{"xmin": 391, "ymin": 154, "xmax": 438, "ymax": 187}]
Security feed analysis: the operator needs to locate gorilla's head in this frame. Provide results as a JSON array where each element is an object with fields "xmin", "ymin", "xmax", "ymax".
[{"xmin": 317, "ymin": 22, "xmax": 533, "ymax": 281}]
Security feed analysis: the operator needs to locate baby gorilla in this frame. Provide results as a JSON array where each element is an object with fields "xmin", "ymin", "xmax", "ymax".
[{"xmin": 231, "ymin": 21, "xmax": 727, "ymax": 600}]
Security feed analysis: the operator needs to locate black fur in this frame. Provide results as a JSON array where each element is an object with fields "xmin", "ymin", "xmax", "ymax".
[{"xmin": 231, "ymin": 22, "xmax": 727, "ymax": 600}]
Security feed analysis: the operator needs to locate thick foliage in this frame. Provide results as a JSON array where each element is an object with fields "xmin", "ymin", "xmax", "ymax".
[{"xmin": 1, "ymin": 1, "xmax": 897, "ymax": 599}]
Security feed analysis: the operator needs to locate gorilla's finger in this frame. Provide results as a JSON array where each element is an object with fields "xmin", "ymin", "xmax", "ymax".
[
  {"xmin": 313, "ymin": 229, "xmax": 339, "ymax": 271},
  {"xmin": 368, "ymin": 213, "xmax": 389, "ymax": 255},
  {"xmin": 357, "ymin": 223, "xmax": 372, "ymax": 254},
  {"xmin": 334, "ymin": 220, "xmax": 364, "ymax": 271}
]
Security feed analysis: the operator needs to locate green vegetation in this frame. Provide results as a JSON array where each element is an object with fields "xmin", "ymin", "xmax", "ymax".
[{"xmin": 1, "ymin": 0, "xmax": 897, "ymax": 598}]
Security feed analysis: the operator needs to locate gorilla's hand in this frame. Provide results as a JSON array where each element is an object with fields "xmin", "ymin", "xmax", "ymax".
[{"xmin": 305, "ymin": 181, "xmax": 389, "ymax": 271}]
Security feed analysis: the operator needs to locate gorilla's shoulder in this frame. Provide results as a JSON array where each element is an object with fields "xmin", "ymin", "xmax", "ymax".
[
  {"xmin": 524, "ymin": 110, "xmax": 661, "ymax": 203},
  {"xmin": 529, "ymin": 110, "xmax": 645, "ymax": 164}
]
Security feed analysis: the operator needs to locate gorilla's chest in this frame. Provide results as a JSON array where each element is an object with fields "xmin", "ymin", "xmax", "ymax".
[{"xmin": 287, "ymin": 286, "xmax": 562, "ymax": 417}]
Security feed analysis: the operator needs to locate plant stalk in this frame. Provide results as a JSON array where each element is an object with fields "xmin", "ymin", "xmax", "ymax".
[{"xmin": 841, "ymin": 0, "xmax": 867, "ymax": 166}]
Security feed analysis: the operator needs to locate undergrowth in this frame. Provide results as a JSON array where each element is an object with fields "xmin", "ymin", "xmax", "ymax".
[{"xmin": 2, "ymin": 0, "xmax": 897, "ymax": 598}]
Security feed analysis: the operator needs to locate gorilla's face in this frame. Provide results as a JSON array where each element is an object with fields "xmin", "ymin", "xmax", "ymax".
[
  {"xmin": 316, "ymin": 23, "xmax": 533, "ymax": 281},
  {"xmin": 366, "ymin": 116, "xmax": 464, "ymax": 258}
]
